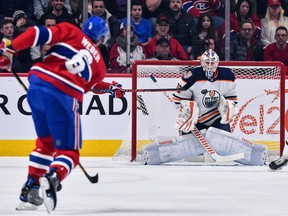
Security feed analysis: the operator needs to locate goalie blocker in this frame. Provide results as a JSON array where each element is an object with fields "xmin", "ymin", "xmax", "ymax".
[{"xmin": 143, "ymin": 127, "xmax": 267, "ymax": 166}]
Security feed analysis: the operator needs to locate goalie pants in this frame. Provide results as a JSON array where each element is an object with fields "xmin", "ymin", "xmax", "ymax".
[{"xmin": 26, "ymin": 81, "xmax": 81, "ymax": 184}]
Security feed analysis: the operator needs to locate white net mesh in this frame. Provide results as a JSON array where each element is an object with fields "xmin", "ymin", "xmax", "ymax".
[{"xmin": 113, "ymin": 61, "xmax": 285, "ymax": 162}]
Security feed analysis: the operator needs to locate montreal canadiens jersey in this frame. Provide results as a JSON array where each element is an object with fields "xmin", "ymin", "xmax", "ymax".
[
  {"xmin": 173, "ymin": 66, "xmax": 238, "ymax": 126},
  {"xmin": 11, "ymin": 22, "xmax": 107, "ymax": 102}
]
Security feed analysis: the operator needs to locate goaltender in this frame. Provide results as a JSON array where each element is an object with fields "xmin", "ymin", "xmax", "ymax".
[{"xmin": 143, "ymin": 49, "xmax": 267, "ymax": 166}]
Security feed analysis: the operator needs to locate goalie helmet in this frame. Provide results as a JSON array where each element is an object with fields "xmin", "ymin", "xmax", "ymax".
[
  {"xmin": 82, "ymin": 16, "xmax": 109, "ymax": 44},
  {"xmin": 200, "ymin": 49, "xmax": 219, "ymax": 79}
]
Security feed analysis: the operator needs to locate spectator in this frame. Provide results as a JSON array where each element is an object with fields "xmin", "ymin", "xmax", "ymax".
[
  {"xmin": 149, "ymin": 37, "xmax": 178, "ymax": 60},
  {"xmin": 91, "ymin": 0, "xmax": 120, "ymax": 67},
  {"xmin": 221, "ymin": 0, "xmax": 261, "ymax": 40},
  {"xmin": 264, "ymin": 26, "xmax": 288, "ymax": 75},
  {"xmin": 104, "ymin": 0, "xmax": 127, "ymax": 20},
  {"xmin": 260, "ymin": 0, "xmax": 288, "ymax": 47},
  {"xmin": 0, "ymin": 19, "xmax": 14, "ymax": 41},
  {"xmin": 145, "ymin": 16, "xmax": 188, "ymax": 60},
  {"xmin": 109, "ymin": 23, "xmax": 147, "ymax": 71},
  {"xmin": 142, "ymin": 0, "xmax": 170, "ymax": 26},
  {"xmin": 39, "ymin": 0, "xmax": 77, "ymax": 26},
  {"xmin": 42, "ymin": 14, "xmax": 57, "ymax": 27},
  {"xmin": 0, "ymin": 19, "xmax": 21, "ymax": 72},
  {"xmin": 182, "ymin": 0, "xmax": 224, "ymax": 27},
  {"xmin": 160, "ymin": 0, "xmax": 196, "ymax": 56},
  {"xmin": 13, "ymin": 10, "xmax": 35, "ymax": 37},
  {"xmin": 191, "ymin": 13, "xmax": 219, "ymax": 59},
  {"xmin": 0, "ymin": 0, "xmax": 34, "ymax": 21},
  {"xmin": 120, "ymin": 0, "xmax": 153, "ymax": 46},
  {"xmin": 33, "ymin": 0, "xmax": 73, "ymax": 21},
  {"xmin": 230, "ymin": 20, "xmax": 264, "ymax": 61},
  {"xmin": 256, "ymin": 0, "xmax": 288, "ymax": 19},
  {"xmin": 12, "ymin": 10, "xmax": 38, "ymax": 72}
]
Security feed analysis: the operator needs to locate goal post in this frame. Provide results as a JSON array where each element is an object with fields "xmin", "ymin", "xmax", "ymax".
[{"xmin": 114, "ymin": 60, "xmax": 286, "ymax": 162}]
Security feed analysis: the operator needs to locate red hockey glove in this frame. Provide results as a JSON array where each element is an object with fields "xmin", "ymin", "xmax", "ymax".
[
  {"xmin": 109, "ymin": 81, "xmax": 125, "ymax": 98},
  {"xmin": 0, "ymin": 45, "xmax": 15, "ymax": 71}
]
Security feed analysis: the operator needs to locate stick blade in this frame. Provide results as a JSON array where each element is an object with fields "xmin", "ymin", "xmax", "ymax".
[{"xmin": 213, "ymin": 152, "xmax": 245, "ymax": 163}]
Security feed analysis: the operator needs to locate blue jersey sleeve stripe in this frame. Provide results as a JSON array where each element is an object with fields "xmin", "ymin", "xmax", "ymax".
[
  {"xmin": 35, "ymin": 26, "xmax": 51, "ymax": 46},
  {"xmin": 47, "ymin": 44, "xmax": 77, "ymax": 60}
]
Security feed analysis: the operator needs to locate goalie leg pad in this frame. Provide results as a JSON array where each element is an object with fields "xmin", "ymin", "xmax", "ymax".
[
  {"xmin": 205, "ymin": 127, "xmax": 267, "ymax": 165},
  {"xmin": 143, "ymin": 134, "xmax": 206, "ymax": 165}
]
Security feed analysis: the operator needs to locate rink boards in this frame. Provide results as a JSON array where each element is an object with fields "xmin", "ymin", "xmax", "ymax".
[{"xmin": 0, "ymin": 74, "xmax": 287, "ymax": 156}]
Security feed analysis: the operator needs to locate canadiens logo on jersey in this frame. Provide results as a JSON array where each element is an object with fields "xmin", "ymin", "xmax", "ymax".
[
  {"xmin": 193, "ymin": 0, "xmax": 210, "ymax": 13},
  {"xmin": 202, "ymin": 89, "xmax": 220, "ymax": 108}
]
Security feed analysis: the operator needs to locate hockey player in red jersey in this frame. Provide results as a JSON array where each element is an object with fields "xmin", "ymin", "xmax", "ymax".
[{"xmin": 0, "ymin": 16, "xmax": 125, "ymax": 213}]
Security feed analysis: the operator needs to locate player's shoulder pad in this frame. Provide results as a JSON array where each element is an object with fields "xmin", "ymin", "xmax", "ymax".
[{"xmin": 217, "ymin": 67, "xmax": 236, "ymax": 81}]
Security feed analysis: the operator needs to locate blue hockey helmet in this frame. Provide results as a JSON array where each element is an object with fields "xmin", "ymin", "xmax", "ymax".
[{"xmin": 82, "ymin": 16, "xmax": 109, "ymax": 44}]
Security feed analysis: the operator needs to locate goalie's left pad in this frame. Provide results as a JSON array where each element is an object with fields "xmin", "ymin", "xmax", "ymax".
[
  {"xmin": 205, "ymin": 127, "xmax": 267, "ymax": 166},
  {"xmin": 218, "ymin": 96, "xmax": 239, "ymax": 124},
  {"xmin": 175, "ymin": 100, "xmax": 199, "ymax": 132}
]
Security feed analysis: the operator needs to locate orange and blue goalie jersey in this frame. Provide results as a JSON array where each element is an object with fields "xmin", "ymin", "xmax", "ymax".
[{"xmin": 11, "ymin": 22, "xmax": 108, "ymax": 102}]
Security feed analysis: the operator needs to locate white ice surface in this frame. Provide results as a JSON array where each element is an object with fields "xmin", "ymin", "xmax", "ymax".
[{"xmin": 0, "ymin": 157, "xmax": 288, "ymax": 216}]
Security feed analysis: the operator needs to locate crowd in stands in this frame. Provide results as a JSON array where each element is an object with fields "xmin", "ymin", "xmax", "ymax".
[{"xmin": 1, "ymin": 0, "xmax": 288, "ymax": 74}]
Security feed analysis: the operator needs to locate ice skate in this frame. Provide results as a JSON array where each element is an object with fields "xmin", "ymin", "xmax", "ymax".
[
  {"xmin": 16, "ymin": 176, "xmax": 43, "ymax": 211},
  {"xmin": 269, "ymin": 156, "xmax": 288, "ymax": 170},
  {"xmin": 40, "ymin": 171, "xmax": 61, "ymax": 213}
]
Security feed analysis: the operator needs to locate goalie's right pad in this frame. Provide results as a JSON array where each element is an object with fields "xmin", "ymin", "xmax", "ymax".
[
  {"xmin": 143, "ymin": 134, "xmax": 206, "ymax": 165},
  {"xmin": 218, "ymin": 96, "xmax": 238, "ymax": 124},
  {"xmin": 175, "ymin": 100, "xmax": 199, "ymax": 132}
]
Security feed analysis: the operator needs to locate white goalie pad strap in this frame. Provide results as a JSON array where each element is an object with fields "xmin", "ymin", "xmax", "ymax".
[
  {"xmin": 205, "ymin": 127, "xmax": 267, "ymax": 165},
  {"xmin": 218, "ymin": 96, "xmax": 239, "ymax": 124},
  {"xmin": 176, "ymin": 100, "xmax": 199, "ymax": 133},
  {"xmin": 143, "ymin": 134, "xmax": 206, "ymax": 165}
]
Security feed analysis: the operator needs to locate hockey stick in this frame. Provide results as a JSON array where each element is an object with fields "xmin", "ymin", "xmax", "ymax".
[
  {"xmin": 10, "ymin": 69, "xmax": 98, "ymax": 183},
  {"xmin": 149, "ymin": 74, "xmax": 244, "ymax": 163},
  {"xmin": 91, "ymin": 87, "xmax": 185, "ymax": 93}
]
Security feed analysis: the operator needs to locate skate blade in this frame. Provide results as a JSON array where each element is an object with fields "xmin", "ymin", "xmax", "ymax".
[
  {"xmin": 40, "ymin": 177, "xmax": 55, "ymax": 214},
  {"xmin": 16, "ymin": 201, "xmax": 38, "ymax": 211}
]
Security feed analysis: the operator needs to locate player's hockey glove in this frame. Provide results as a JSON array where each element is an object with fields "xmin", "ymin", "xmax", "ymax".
[
  {"xmin": 0, "ymin": 40, "xmax": 15, "ymax": 71},
  {"xmin": 108, "ymin": 81, "xmax": 125, "ymax": 98}
]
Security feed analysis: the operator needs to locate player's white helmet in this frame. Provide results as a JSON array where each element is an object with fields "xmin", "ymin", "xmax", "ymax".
[{"xmin": 200, "ymin": 49, "xmax": 219, "ymax": 79}]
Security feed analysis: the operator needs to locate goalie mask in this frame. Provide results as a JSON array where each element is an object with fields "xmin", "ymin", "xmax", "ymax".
[{"xmin": 200, "ymin": 49, "xmax": 219, "ymax": 79}]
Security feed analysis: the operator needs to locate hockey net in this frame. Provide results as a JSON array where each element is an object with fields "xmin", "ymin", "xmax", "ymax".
[{"xmin": 113, "ymin": 60, "xmax": 286, "ymax": 162}]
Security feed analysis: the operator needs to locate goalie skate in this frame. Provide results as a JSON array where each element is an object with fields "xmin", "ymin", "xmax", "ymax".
[{"xmin": 269, "ymin": 156, "xmax": 288, "ymax": 170}]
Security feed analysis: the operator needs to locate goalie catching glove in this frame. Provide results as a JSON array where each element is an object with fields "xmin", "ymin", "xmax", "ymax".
[
  {"xmin": 218, "ymin": 96, "xmax": 238, "ymax": 124},
  {"xmin": 175, "ymin": 100, "xmax": 199, "ymax": 132}
]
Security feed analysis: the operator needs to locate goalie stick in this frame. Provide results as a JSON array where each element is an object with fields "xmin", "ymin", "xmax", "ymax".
[
  {"xmin": 10, "ymin": 69, "xmax": 98, "ymax": 184},
  {"xmin": 149, "ymin": 74, "xmax": 245, "ymax": 163}
]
